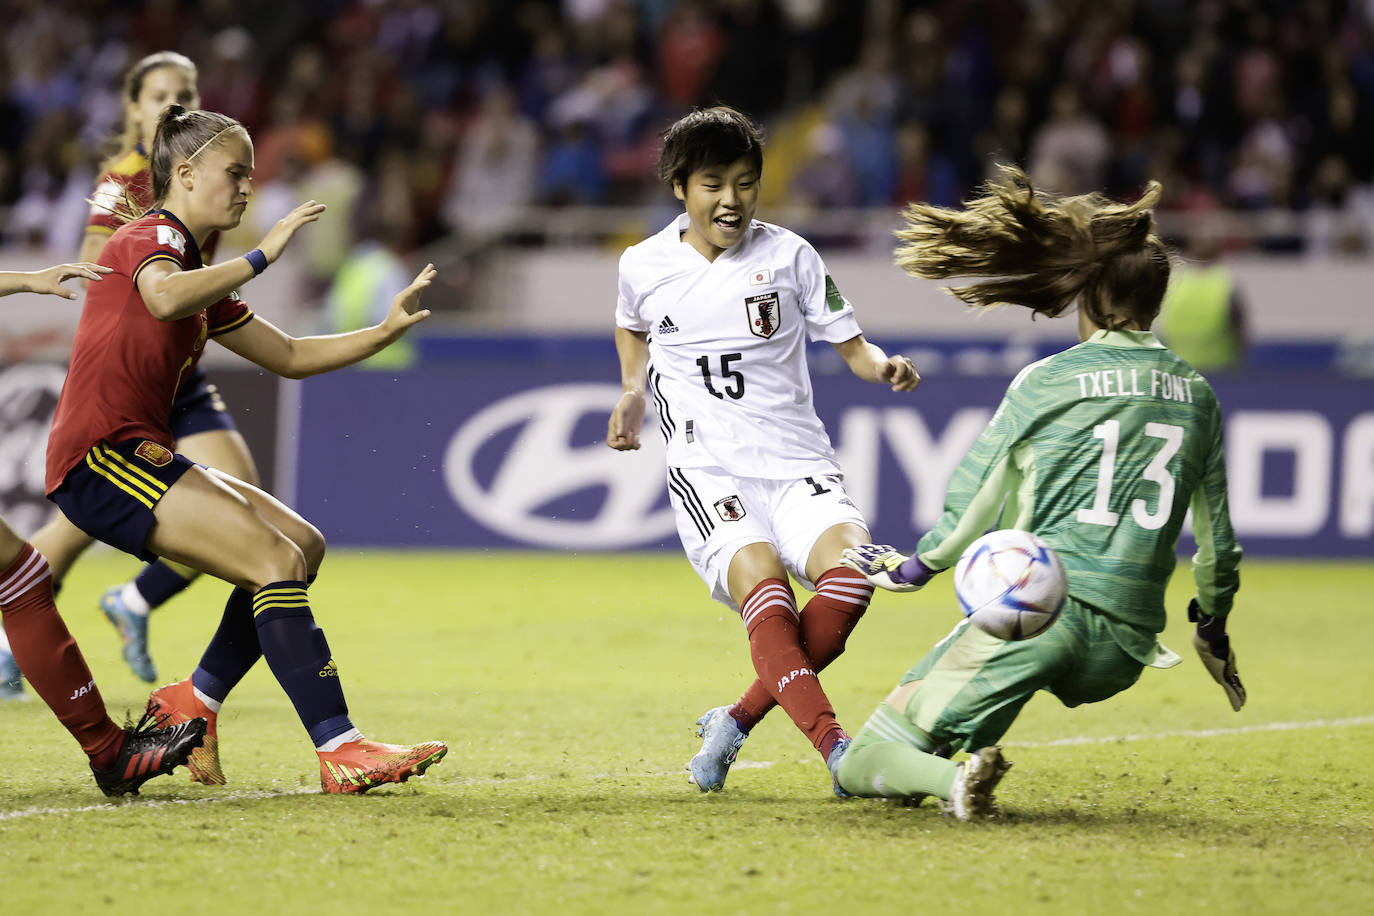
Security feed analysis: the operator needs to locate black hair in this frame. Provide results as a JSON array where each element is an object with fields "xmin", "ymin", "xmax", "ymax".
[{"xmin": 657, "ymin": 106, "xmax": 764, "ymax": 189}]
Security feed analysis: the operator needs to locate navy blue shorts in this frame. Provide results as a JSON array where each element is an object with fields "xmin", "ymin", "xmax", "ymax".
[
  {"xmin": 49, "ymin": 439, "xmax": 195, "ymax": 562},
  {"xmin": 170, "ymin": 366, "xmax": 237, "ymax": 438}
]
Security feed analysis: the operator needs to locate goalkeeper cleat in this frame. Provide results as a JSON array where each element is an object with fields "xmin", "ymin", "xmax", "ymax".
[
  {"xmin": 839, "ymin": 545, "xmax": 929, "ymax": 592},
  {"xmin": 0, "ymin": 647, "xmax": 24, "ymax": 700},
  {"xmin": 91, "ymin": 706, "xmax": 207, "ymax": 797},
  {"xmin": 100, "ymin": 587, "xmax": 156, "ymax": 683},
  {"xmin": 318, "ymin": 739, "xmax": 448, "ymax": 794},
  {"xmin": 148, "ymin": 679, "xmax": 224, "ymax": 785},
  {"xmin": 827, "ymin": 735, "xmax": 852, "ymax": 799},
  {"xmin": 687, "ymin": 706, "xmax": 748, "ymax": 793},
  {"xmin": 944, "ymin": 745, "xmax": 1012, "ymax": 822}
]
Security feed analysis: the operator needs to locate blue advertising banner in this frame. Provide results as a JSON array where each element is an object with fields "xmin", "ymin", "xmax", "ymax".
[{"xmin": 292, "ymin": 356, "xmax": 1374, "ymax": 557}]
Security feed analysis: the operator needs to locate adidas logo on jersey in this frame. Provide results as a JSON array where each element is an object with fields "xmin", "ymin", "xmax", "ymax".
[{"xmin": 657, "ymin": 315, "xmax": 679, "ymax": 334}]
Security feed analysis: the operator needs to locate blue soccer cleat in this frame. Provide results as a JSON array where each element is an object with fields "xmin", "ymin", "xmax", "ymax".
[
  {"xmin": 827, "ymin": 735, "xmax": 852, "ymax": 798},
  {"xmin": 0, "ymin": 645, "xmax": 24, "ymax": 700},
  {"xmin": 100, "ymin": 587, "xmax": 156, "ymax": 683},
  {"xmin": 687, "ymin": 706, "xmax": 748, "ymax": 792}
]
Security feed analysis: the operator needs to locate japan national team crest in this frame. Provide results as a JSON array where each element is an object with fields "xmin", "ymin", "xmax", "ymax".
[
  {"xmin": 134, "ymin": 440, "xmax": 174, "ymax": 467},
  {"xmin": 745, "ymin": 292, "xmax": 781, "ymax": 339},
  {"xmin": 714, "ymin": 495, "xmax": 746, "ymax": 522}
]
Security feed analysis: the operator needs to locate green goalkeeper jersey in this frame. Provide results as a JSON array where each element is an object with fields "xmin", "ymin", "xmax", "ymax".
[{"xmin": 916, "ymin": 329, "xmax": 1242, "ymax": 663}]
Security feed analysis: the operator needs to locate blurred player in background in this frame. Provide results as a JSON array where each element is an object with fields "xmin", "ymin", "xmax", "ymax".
[
  {"xmin": 0, "ymin": 261, "xmax": 206, "ymax": 796},
  {"xmin": 30, "ymin": 51, "xmax": 264, "ymax": 686},
  {"xmin": 607, "ymin": 106, "xmax": 920, "ymax": 795},
  {"xmin": 836, "ymin": 168, "xmax": 1245, "ymax": 819},
  {"xmin": 43, "ymin": 104, "xmax": 446, "ymax": 794}
]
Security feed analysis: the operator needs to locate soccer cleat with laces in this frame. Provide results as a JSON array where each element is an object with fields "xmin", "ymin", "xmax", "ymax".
[
  {"xmin": 318, "ymin": 739, "xmax": 448, "ymax": 794},
  {"xmin": 0, "ymin": 646, "xmax": 24, "ymax": 700},
  {"xmin": 944, "ymin": 745, "xmax": 1012, "ymax": 821},
  {"xmin": 90, "ymin": 705, "xmax": 207, "ymax": 797},
  {"xmin": 147, "ymin": 678, "xmax": 224, "ymax": 785},
  {"xmin": 827, "ymin": 735, "xmax": 853, "ymax": 799},
  {"xmin": 100, "ymin": 587, "xmax": 156, "ymax": 683},
  {"xmin": 687, "ymin": 706, "xmax": 748, "ymax": 792}
]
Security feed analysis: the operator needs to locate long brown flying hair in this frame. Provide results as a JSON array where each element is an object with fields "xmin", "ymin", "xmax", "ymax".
[{"xmin": 894, "ymin": 166, "xmax": 1171, "ymax": 329}]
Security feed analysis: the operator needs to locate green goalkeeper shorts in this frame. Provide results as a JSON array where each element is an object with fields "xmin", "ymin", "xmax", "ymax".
[{"xmin": 892, "ymin": 596, "xmax": 1148, "ymax": 752}]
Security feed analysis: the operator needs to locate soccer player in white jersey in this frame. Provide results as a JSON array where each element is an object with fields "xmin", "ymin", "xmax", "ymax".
[
  {"xmin": 836, "ymin": 168, "xmax": 1245, "ymax": 820},
  {"xmin": 606, "ymin": 106, "xmax": 920, "ymax": 794}
]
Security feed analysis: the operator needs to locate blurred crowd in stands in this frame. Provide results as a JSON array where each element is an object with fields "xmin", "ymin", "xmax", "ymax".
[{"xmin": 3, "ymin": 0, "xmax": 1374, "ymax": 270}]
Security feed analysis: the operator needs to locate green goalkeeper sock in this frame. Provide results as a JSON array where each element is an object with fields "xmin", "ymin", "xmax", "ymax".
[{"xmin": 836, "ymin": 705, "xmax": 959, "ymax": 799}]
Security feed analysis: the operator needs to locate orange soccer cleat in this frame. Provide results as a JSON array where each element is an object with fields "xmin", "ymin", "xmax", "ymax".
[
  {"xmin": 147, "ymin": 678, "xmax": 225, "ymax": 785},
  {"xmin": 318, "ymin": 739, "xmax": 448, "ymax": 794}
]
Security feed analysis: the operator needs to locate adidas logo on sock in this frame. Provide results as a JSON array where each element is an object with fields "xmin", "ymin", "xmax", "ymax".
[{"xmin": 657, "ymin": 315, "xmax": 679, "ymax": 334}]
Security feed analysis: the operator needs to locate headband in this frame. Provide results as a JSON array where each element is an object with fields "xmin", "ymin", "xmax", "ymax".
[{"xmin": 185, "ymin": 124, "xmax": 239, "ymax": 162}]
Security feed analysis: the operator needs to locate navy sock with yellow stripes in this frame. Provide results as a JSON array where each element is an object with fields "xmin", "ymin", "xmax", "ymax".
[
  {"xmin": 190, "ymin": 587, "xmax": 261, "ymax": 704},
  {"xmin": 251, "ymin": 581, "xmax": 354, "ymax": 746}
]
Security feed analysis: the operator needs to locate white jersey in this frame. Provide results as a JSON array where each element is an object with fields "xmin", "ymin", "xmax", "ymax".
[{"xmin": 616, "ymin": 214, "xmax": 863, "ymax": 478}]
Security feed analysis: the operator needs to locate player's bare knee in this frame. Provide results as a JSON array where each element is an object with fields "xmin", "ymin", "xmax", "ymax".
[
  {"xmin": 298, "ymin": 522, "xmax": 326, "ymax": 576},
  {"xmin": 243, "ymin": 536, "xmax": 308, "ymax": 589}
]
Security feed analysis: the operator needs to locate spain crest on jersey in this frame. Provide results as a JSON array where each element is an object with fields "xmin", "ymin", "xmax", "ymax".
[
  {"xmin": 714, "ymin": 495, "xmax": 746, "ymax": 521},
  {"xmin": 745, "ymin": 292, "xmax": 781, "ymax": 339},
  {"xmin": 134, "ymin": 440, "xmax": 174, "ymax": 468}
]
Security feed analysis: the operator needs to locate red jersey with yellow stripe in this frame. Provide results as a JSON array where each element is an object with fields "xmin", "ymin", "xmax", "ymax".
[
  {"xmin": 45, "ymin": 210, "xmax": 253, "ymax": 494},
  {"xmin": 87, "ymin": 147, "xmax": 220, "ymax": 260}
]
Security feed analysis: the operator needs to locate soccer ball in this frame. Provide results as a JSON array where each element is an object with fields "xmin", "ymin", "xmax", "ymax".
[{"xmin": 953, "ymin": 529, "xmax": 1067, "ymax": 641}]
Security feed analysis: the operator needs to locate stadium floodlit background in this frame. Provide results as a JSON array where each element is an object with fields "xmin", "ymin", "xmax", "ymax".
[
  {"xmin": 2, "ymin": 0, "xmax": 1373, "ymax": 554},
  {"xmin": 1, "ymin": 4, "xmax": 1373, "ymax": 913}
]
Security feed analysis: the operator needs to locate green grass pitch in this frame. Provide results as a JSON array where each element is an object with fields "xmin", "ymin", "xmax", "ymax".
[{"xmin": 1, "ymin": 551, "xmax": 1370, "ymax": 914}]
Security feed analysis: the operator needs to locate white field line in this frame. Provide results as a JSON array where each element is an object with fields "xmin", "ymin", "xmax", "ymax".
[
  {"xmin": 1006, "ymin": 715, "xmax": 1374, "ymax": 748},
  {"xmin": 3, "ymin": 716, "xmax": 1370, "ymax": 822},
  {"xmin": 0, "ymin": 786, "xmax": 318, "ymax": 821}
]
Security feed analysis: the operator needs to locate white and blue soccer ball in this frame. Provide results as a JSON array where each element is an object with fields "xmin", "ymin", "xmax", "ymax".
[{"xmin": 953, "ymin": 529, "xmax": 1067, "ymax": 641}]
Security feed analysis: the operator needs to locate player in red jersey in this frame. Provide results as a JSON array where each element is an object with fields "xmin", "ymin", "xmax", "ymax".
[
  {"xmin": 31, "ymin": 51, "xmax": 264, "ymax": 686},
  {"xmin": 45, "ymin": 104, "xmax": 447, "ymax": 794},
  {"xmin": 0, "ymin": 262, "xmax": 206, "ymax": 796}
]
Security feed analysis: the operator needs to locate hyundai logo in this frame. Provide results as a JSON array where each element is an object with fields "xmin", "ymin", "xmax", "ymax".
[{"xmin": 442, "ymin": 384, "xmax": 676, "ymax": 549}]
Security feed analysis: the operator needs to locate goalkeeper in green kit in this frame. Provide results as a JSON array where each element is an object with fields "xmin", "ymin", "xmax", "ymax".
[{"xmin": 834, "ymin": 168, "xmax": 1245, "ymax": 820}]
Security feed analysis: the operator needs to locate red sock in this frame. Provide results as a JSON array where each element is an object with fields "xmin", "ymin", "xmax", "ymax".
[
  {"xmin": 731, "ymin": 568, "xmax": 873, "ymax": 731},
  {"xmin": 0, "ymin": 544, "xmax": 123, "ymax": 769},
  {"xmin": 736, "ymin": 578, "xmax": 844, "ymax": 757}
]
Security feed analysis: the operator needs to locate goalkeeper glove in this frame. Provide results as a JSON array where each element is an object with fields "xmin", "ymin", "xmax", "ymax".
[
  {"xmin": 1188, "ymin": 598, "xmax": 1246, "ymax": 711},
  {"xmin": 840, "ymin": 544, "xmax": 937, "ymax": 593}
]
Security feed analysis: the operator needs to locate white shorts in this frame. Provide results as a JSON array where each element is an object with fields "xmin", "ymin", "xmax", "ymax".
[{"xmin": 667, "ymin": 466, "xmax": 869, "ymax": 611}]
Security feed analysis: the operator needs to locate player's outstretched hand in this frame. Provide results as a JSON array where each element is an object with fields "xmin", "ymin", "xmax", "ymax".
[
  {"xmin": 28, "ymin": 262, "xmax": 112, "ymax": 299},
  {"xmin": 257, "ymin": 200, "xmax": 327, "ymax": 263},
  {"xmin": 383, "ymin": 264, "xmax": 436, "ymax": 333},
  {"xmin": 840, "ymin": 544, "xmax": 935, "ymax": 592},
  {"xmin": 882, "ymin": 354, "xmax": 921, "ymax": 392},
  {"xmin": 607, "ymin": 391, "xmax": 646, "ymax": 450},
  {"xmin": 1188, "ymin": 598, "xmax": 1246, "ymax": 711}
]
